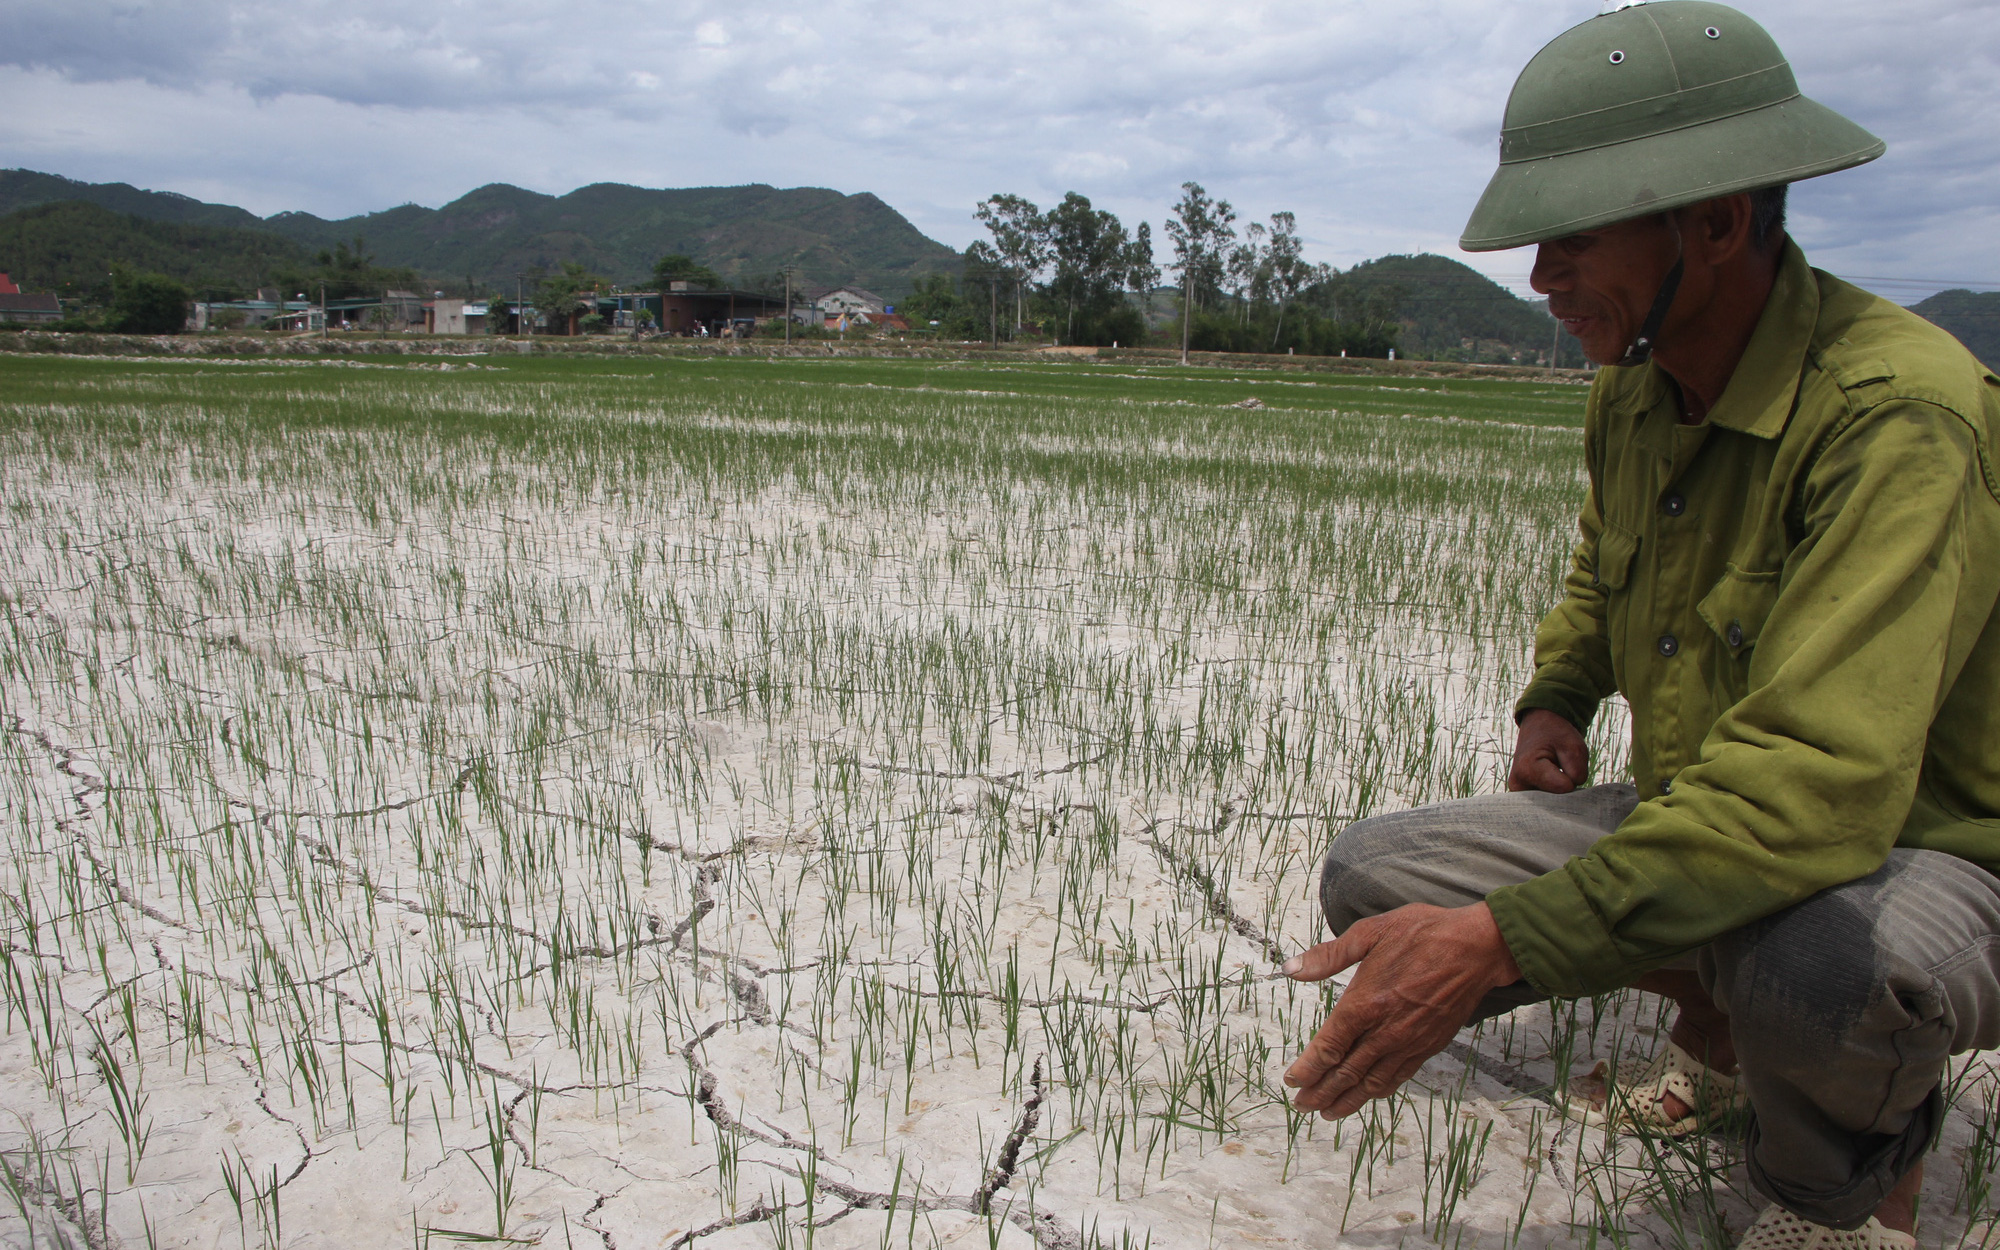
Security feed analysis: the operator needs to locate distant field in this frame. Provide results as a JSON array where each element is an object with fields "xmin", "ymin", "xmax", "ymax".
[{"xmin": 2, "ymin": 355, "xmax": 1992, "ymax": 1249}]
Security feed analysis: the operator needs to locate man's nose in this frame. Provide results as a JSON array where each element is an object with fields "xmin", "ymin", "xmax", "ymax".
[{"xmin": 1529, "ymin": 244, "xmax": 1569, "ymax": 295}]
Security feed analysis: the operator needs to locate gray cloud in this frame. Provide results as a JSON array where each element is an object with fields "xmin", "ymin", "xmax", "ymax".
[{"xmin": 3, "ymin": 0, "xmax": 1997, "ymax": 300}]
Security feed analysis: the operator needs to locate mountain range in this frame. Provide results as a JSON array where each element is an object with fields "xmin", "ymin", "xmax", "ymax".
[
  {"xmin": 0, "ymin": 169, "xmax": 959, "ymax": 298},
  {"xmin": 1906, "ymin": 288, "xmax": 2000, "ymax": 371},
  {"xmin": 6, "ymin": 168, "xmax": 1988, "ymax": 369}
]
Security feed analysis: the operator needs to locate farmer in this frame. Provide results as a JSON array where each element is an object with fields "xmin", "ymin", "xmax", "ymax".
[{"xmin": 1281, "ymin": 4, "xmax": 2000, "ymax": 1247}]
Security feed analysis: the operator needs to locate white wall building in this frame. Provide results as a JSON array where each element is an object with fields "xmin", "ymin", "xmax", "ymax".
[{"xmin": 813, "ymin": 287, "xmax": 887, "ymax": 318}]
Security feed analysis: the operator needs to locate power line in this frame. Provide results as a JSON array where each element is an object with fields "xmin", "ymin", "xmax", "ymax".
[
  {"xmin": 1470, "ymin": 270, "xmax": 2000, "ymax": 293},
  {"xmin": 1832, "ymin": 275, "xmax": 2000, "ymax": 291}
]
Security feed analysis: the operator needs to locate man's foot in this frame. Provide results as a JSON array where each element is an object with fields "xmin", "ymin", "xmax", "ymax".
[
  {"xmin": 1736, "ymin": 1207, "xmax": 1913, "ymax": 1250},
  {"xmin": 1563, "ymin": 1038, "xmax": 1749, "ymax": 1137}
]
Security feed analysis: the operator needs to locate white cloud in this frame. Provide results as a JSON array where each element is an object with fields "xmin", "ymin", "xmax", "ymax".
[{"xmin": 2, "ymin": 0, "xmax": 1996, "ymax": 299}]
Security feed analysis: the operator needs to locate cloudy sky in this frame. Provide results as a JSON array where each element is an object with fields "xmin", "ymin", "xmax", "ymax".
[{"xmin": 4, "ymin": 0, "xmax": 1997, "ymax": 302}]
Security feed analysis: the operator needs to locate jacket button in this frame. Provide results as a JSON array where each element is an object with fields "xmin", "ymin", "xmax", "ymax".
[
  {"xmin": 1726, "ymin": 620, "xmax": 1744, "ymax": 648},
  {"xmin": 1662, "ymin": 492, "xmax": 1686, "ymax": 516},
  {"xmin": 1657, "ymin": 633, "xmax": 1679, "ymax": 657}
]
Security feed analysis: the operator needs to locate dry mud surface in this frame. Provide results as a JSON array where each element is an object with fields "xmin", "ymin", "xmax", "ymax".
[{"xmin": 1, "ymin": 356, "xmax": 1996, "ymax": 1250}]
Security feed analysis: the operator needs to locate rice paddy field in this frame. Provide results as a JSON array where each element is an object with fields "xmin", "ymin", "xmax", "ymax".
[{"xmin": 3, "ymin": 351, "xmax": 1997, "ymax": 1250}]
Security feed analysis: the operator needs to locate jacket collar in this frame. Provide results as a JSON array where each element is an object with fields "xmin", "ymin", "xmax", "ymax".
[
  {"xmin": 1705, "ymin": 239, "xmax": 1817, "ymax": 440},
  {"xmin": 1604, "ymin": 239, "xmax": 1819, "ymax": 441}
]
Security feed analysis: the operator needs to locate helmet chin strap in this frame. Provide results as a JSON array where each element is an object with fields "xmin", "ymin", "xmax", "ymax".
[{"xmin": 1613, "ymin": 220, "xmax": 1686, "ymax": 368}]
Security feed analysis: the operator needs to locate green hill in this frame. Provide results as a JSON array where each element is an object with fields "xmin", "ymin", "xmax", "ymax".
[
  {"xmin": 0, "ymin": 169, "xmax": 270, "ymax": 232},
  {"xmin": 266, "ymin": 182, "xmax": 962, "ymax": 297},
  {"xmin": 0, "ymin": 201, "xmax": 313, "ymax": 300},
  {"xmin": 2, "ymin": 169, "xmax": 961, "ymax": 299},
  {"xmin": 1910, "ymin": 289, "xmax": 2000, "ymax": 370},
  {"xmin": 1336, "ymin": 253, "xmax": 1572, "ymax": 366}
]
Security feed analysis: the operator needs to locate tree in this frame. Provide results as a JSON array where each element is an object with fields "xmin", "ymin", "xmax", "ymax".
[
  {"xmin": 1264, "ymin": 212, "xmax": 1308, "ymax": 348},
  {"xmin": 1164, "ymin": 182, "xmax": 1236, "ymax": 365},
  {"xmin": 1125, "ymin": 221, "xmax": 1160, "ymax": 316},
  {"xmin": 1043, "ymin": 192, "xmax": 1132, "ymax": 345},
  {"xmin": 0, "ymin": 201, "xmax": 311, "ymax": 304},
  {"xmin": 1296, "ymin": 265, "xmax": 1402, "ymax": 357},
  {"xmin": 653, "ymin": 254, "xmax": 722, "ymax": 290},
  {"xmin": 103, "ymin": 269, "xmax": 189, "ymax": 334},
  {"xmin": 974, "ymin": 194, "xmax": 1048, "ymax": 337},
  {"xmin": 537, "ymin": 261, "xmax": 605, "ymax": 335},
  {"xmin": 1227, "ymin": 221, "xmax": 1267, "ymax": 325},
  {"xmin": 271, "ymin": 235, "xmax": 420, "ymax": 303},
  {"xmin": 900, "ymin": 272, "xmax": 962, "ymax": 335},
  {"xmin": 962, "ymin": 241, "xmax": 1004, "ymax": 345}
]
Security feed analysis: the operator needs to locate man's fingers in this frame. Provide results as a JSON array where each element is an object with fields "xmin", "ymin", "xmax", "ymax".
[
  {"xmin": 1320, "ymin": 1052, "xmax": 1433, "ymax": 1120},
  {"xmin": 1303, "ymin": 1021, "xmax": 1451, "ymax": 1119},
  {"xmin": 1290, "ymin": 1035, "xmax": 1378, "ymax": 1109},
  {"xmin": 1294, "ymin": 1024, "xmax": 1405, "ymax": 1112},
  {"xmin": 1281, "ymin": 923, "xmax": 1375, "ymax": 983},
  {"xmin": 1283, "ymin": 1006, "xmax": 1366, "ymax": 1092},
  {"xmin": 1287, "ymin": 998, "xmax": 1418, "ymax": 1108},
  {"xmin": 1539, "ymin": 758, "xmax": 1578, "ymax": 793},
  {"xmin": 1555, "ymin": 736, "xmax": 1590, "ymax": 785},
  {"xmin": 1511, "ymin": 710, "xmax": 1589, "ymax": 795},
  {"xmin": 1523, "ymin": 751, "xmax": 1575, "ymax": 794}
]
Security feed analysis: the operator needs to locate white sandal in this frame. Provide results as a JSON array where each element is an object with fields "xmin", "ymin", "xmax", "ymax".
[
  {"xmin": 1564, "ymin": 1039, "xmax": 1750, "ymax": 1138},
  {"xmin": 1734, "ymin": 1205, "xmax": 1915, "ymax": 1250}
]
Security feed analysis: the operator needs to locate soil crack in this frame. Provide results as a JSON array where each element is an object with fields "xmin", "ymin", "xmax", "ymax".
[{"xmin": 974, "ymin": 1055, "xmax": 1045, "ymax": 1213}]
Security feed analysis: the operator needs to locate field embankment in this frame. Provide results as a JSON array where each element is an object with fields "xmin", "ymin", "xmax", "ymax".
[{"xmin": 0, "ymin": 329, "xmax": 1597, "ymax": 383}]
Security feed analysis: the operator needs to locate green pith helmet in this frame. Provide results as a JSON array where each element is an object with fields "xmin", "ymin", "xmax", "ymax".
[{"xmin": 1460, "ymin": 1, "xmax": 1885, "ymax": 252}]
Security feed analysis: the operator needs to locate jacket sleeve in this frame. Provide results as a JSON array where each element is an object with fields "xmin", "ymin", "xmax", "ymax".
[
  {"xmin": 1515, "ymin": 395, "xmax": 1619, "ymax": 732},
  {"xmin": 1489, "ymin": 397, "xmax": 1987, "ymax": 997}
]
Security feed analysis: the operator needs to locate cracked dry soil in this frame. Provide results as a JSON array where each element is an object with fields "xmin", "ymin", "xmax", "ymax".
[{"xmin": 7, "ymin": 356, "xmax": 2000, "ymax": 1250}]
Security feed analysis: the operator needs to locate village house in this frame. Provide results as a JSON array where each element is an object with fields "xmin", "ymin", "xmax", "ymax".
[
  {"xmin": 383, "ymin": 291, "xmax": 426, "ymax": 328},
  {"xmin": 639, "ymin": 285, "xmax": 791, "ymax": 337},
  {"xmin": 424, "ymin": 299, "xmax": 488, "ymax": 335},
  {"xmin": 0, "ymin": 273, "xmax": 62, "ymax": 325},
  {"xmin": 187, "ymin": 288, "xmax": 441, "ymax": 332},
  {"xmin": 824, "ymin": 309, "xmax": 913, "ymax": 334},
  {"xmin": 190, "ymin": 296, "xmax": 319, "ymax": 331},
  {"xmin": 813, "ymin": 286, "xmax": 888, "ymax": 319}
]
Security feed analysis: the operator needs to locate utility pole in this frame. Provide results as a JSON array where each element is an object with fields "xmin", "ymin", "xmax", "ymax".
[
  {"xmin": 1551, "ymin": 314, "xmax": 1561, "ymax": 374},
  {"xmin": 515, "ymin": 273, "xmax": 524, "ymax": 337},
  {"xmin": 320, "ymin": 283, "xmax": 327, "ymax": 338},
  {"xmin": 1179, "ymin": 281, "xmax": 1192, "ymax": 367},
  {"xmin": 784, "ymin": 270, "xmax": 791, "ymax": 345},
  {"xmin": 989, "ymin": 279, "xmax": 997, "ymax": 348}
]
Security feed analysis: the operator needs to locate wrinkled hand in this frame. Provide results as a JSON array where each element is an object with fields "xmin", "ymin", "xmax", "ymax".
[
  {"xmin": 1282, "ymin": 903, "xmax": 1522, "ymax": 1119},
  {"xmin": 1509, "ymin": 709, "xmax": 1589, "ymax": 793}
]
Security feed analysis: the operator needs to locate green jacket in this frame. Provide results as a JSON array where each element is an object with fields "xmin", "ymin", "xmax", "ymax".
[{"xmin": 1487, "ymin": 241, "xmax": 2000, "ymax": 998}]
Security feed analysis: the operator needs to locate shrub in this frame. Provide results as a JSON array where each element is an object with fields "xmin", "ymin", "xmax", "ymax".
[{"xmin": 103, "ymin": 272, "xmax": 191, "ymax": 335}]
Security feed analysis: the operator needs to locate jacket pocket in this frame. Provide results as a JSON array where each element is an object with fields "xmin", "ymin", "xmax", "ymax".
[
  {"xmin": 1697, "ymin": 565, "xmax": 1781, "ymax": 658},
  {"xmin": 1594, "ymin": 522, "xmax": 1640, "ymax": 591}
]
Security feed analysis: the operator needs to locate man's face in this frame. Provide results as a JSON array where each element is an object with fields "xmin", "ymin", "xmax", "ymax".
[{"xmin": 1530, "ymin": 214, "xmax": 1682, "ymax": 366}]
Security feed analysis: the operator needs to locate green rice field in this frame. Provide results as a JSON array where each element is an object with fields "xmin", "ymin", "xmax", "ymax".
[{"xmin": 2, "ymin": 351, "xmax": 1995, "ymax": 1250}]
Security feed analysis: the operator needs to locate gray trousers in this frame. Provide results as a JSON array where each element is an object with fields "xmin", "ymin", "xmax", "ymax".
[{"xmin": 1320, "ymin": 784, "xmax": 2000, "ymax": 1228}]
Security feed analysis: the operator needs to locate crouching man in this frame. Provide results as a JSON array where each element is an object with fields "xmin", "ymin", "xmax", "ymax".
[{"xmin": 1281, "ymin": 5, "xmax": 2000, "ymax": 1247}]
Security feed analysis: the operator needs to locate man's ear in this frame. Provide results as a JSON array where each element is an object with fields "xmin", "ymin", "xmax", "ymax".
[{"xmin": 1688, "ymin": 194, "xmax": 1755, "ymax": 266}]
